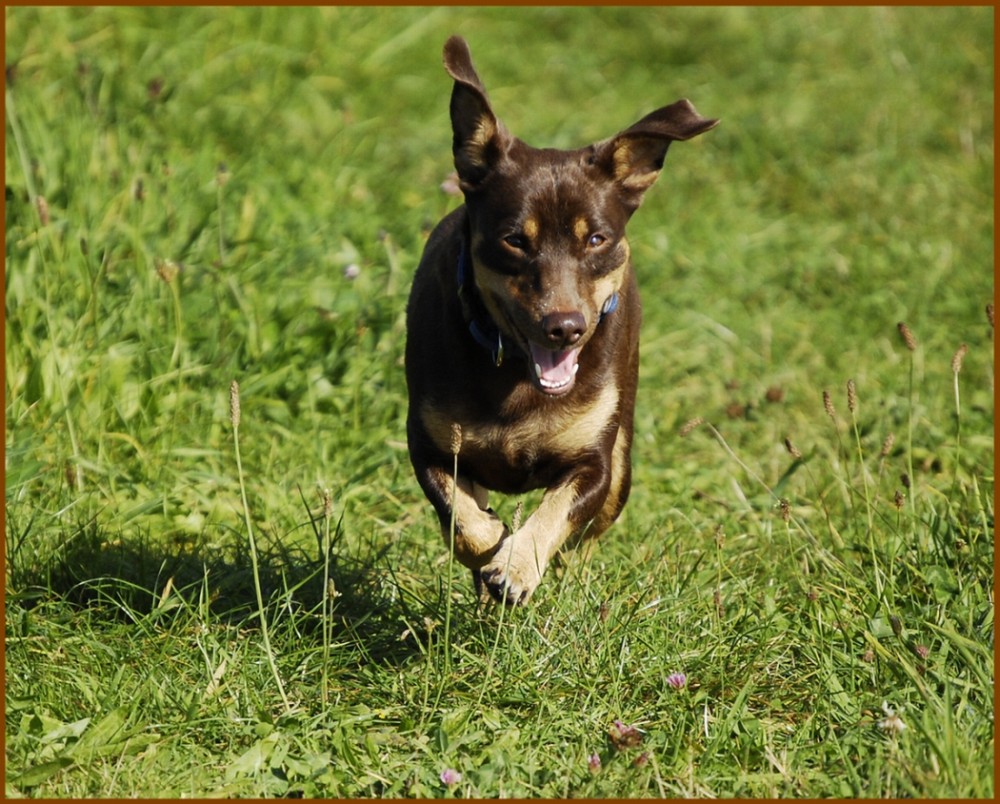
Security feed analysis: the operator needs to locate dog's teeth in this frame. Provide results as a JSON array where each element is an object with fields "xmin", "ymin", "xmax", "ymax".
[
  {"xmin": 573, "ymin": 363, "xmax": 580, "ymax": 375},
  {"xmin": 534, "ymin": 363, "xmax": 543, "ymax": 378}
]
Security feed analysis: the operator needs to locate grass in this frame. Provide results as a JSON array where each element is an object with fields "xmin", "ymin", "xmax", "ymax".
[{"xmin": 4, "ymin": 5, "xmax": 994, "ymax": 798}]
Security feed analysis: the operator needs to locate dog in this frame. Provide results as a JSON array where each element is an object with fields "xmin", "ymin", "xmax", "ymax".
[{"xmin": 405, "ymin": 36, "xmax": 718, "ymax": 605}]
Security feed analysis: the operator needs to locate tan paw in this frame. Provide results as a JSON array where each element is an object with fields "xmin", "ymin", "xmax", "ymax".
[{"xmin": 478, "ymin": 538, "xmax": 545, "ymax": 606}]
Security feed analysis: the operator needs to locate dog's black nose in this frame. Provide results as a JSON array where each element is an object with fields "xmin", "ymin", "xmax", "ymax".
[{"xmin": 541, "ymin": 311, "xmax": 586, "ymax": 347}]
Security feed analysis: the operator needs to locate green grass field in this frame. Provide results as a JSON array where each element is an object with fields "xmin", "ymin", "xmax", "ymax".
[{"xmin": 5, "ymin": 5, "xmax": 994, "ymax": 798}]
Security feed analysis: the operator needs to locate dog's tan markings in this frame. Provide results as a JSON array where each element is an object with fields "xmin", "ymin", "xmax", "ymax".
[
  {"xmin": 613, "ymin": 143, "xmax": 661, "ymax": 192},
  {"xmin": 463, "ymin": 118, "xmax": 498, "ymax": 168},
  {"xmin": 573, "ymin": 216, "xmax": 589, "ymax": 242},
  {"xmin": 424, "ymin": 464, "xmax": 506, "ymax": 568},
  {"xmin": 483, "ymin": 417, "xmax": 632, "ymax": 601},
  {"xmin": 423, "ymin": 384, "xmax": 619, "ymax": 467},
  {"xmin": 592, "ymin": 424, "xmax": 630, "ymax": 535},
  {"xmin": 420, "ymin": 402, "xmax": 460, "ymax": 456},
  {"xmin": 539, "ymin": 382, "xmax": 619, "ymax": 457},
  {"xmin": 483, "ymin": 410, "xmax": 631, "ymax": 602},
  {"xmin": 484, "ymin": 481, "xmax": 579, "ymax": 602},
  {"xmin": 590, "ymin": 240, "xmax": 630, "ymax": 315},
  {"xmin": 469, "ymin": 257, "xmax": 521, "ymax": 343},
  {"xmin": 523, "ymin": 217, "xmax": 539, "ymax": 242}
]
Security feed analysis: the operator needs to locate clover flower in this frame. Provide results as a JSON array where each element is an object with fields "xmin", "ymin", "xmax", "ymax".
[
  {"xmin": 877, "ymin": 701, "xmax": 907, "ymax": 734},
  {"xmin": 609, "ymin": 719, "xmax": 643, "ymax": 750},
  {"xmin": 666, "ymin": 672, "xmax": 687, "ymax": 689}
]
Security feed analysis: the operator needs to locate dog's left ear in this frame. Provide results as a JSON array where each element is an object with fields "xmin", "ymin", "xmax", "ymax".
[
  {"xmin": 592, "ymin": 99, "xmax": 719, "ymax": 207},
  {"xmin": 442, "ymin": 36, "xmax": 511, "ymax": 188}
]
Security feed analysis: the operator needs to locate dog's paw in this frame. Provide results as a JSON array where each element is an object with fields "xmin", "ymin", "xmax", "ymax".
[{"xmin": 478, "ymin": 540, "xmax": 544, "ymax": 606}]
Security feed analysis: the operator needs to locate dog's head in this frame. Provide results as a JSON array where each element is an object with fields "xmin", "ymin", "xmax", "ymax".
[{"xmin": 443, "ymin": 35, "xmax": 718, "ymax": 395}]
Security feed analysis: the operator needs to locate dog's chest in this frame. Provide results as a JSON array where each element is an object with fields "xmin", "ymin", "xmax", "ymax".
[{"xmin": 420, "ymin": 382, "xmax": 619, "ymax": 479}]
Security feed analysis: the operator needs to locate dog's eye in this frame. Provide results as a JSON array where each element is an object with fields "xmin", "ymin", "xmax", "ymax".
[
  {"xmin": 587, "ymin": 233, "xmax": 608, "ymax": 249},
  {"xmin": 503, "ymin": 234, "xmax": 528, "ymax": 252}
]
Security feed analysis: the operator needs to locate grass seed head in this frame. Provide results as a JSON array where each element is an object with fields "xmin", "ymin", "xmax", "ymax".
[
  {"xmin": 36, "ymin": 195, "xmax": 50, "ymax": 226},
  {"xmin": 894, "ymin": 489, "xmax": 905, "ymax": 510},
  {"xmin": 779, "ymin": 498, "xmax": 791, "ymax": 522},
  {"xmin": 229, "ymin": 380, "xmax": 241, "ymax": 428},
  {"xmin": 784, "ymin": 437, "xmax": 803, "ymax": 459},
  {"xmin": 321, "ymin": 487, "xmax": 333, "ymax": 519},
  {"xmin": 450, "ymin": 422, "xmax": 462, "ymax": 456},
  {"xmin": 511, "ymin": 499, "xmax": 524, "ymax": 531},
  {"xmin": 880, "ymin": 433, "xmax": 895, "ymax": 458},
  {"xmin": 823, "ymin": 390, "xmax": 837, "ymax": 420},
  {"xmin": 847, "ymin": 379, "xmax": 857, "ymax": 414},
  {"xmin": 951, "ymin": 343, "xmax": 968, "ymax": 374},
  {"xmin": 897, "ymin": 321, "xmax": 917, "ymax": 351},
  {"xmin": 679, "ymin": 417, "xmax": 704, "ymax": 437},
  {"xmin": 155, "ymin": 257, "xmax": 180, "ymax": 284},
  {"xmin": 713, "ymin": 588, "xmax": 724, "ymax": 617}
]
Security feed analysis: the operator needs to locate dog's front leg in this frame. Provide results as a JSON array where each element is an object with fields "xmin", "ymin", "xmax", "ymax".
[
  {"xmin": 479, "ymin": 463, "xmax": 611, "ymax": 605},
  {"xmin": 417, "ymin": 463, "xmax": 508, "ymax": 571}
]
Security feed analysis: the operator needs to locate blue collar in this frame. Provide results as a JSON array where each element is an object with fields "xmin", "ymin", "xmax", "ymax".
[
  {"xmin": 457, "ymin": 243, "xmax": 618, "ymax": 368},
  {"xmin": 457, "ymin": 243, "xmax": 506, "ymax": 365}
]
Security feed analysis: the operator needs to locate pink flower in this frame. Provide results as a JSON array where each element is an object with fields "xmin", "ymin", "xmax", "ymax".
[
  {"xmin": 588, "ymin": 752, "xmax": 601, "ymax": 773},
  {"xmin": 439, "ymin": 768, "xmax": 462, "ymax": 786},
  {"xmin": 609, "ymin": 719, "xmax": 643, "ymax": 749},
  {"xmin": 666, "ymin": 672, "xmax": 687, "ymax": 689}
]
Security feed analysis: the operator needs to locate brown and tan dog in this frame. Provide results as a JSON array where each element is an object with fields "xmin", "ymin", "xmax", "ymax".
[{"xmin": 405, "ymin": 36, "xmax": 718, "ymax": 605}]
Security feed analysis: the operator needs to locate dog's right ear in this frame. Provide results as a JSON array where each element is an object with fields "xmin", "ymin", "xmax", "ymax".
[{"xmin": 443, "ymin": 36, "xmax": 510, "ymax": 188}]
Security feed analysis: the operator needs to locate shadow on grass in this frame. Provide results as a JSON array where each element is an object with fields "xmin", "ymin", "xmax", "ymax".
[{"xmin": 5, "ymin": 512, "xmax": 441, "ymax": 667}]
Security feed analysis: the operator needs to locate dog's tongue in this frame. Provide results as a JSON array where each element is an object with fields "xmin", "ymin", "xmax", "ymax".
[{"xmin": 529, "ymin": 343, "xmax": 580, "ymax": 394}]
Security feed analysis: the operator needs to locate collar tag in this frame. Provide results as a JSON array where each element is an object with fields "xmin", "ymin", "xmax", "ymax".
[{"xmin": 601, "ymin": 292, "xmax": 620, "ymax": 318}]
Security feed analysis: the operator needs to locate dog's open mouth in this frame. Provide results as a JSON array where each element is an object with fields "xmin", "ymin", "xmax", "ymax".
[{"xmin": 529, "ymin": 343, "xmax": 580, "ymax": 395}]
